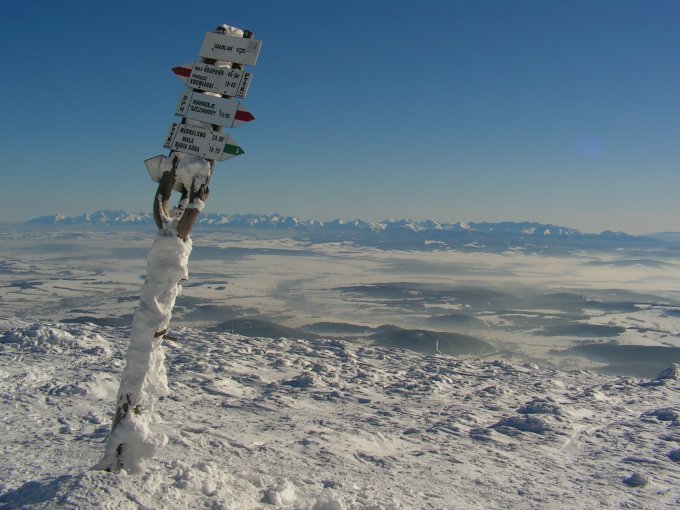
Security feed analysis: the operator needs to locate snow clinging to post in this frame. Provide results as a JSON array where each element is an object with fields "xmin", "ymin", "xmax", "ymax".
[
  {"xmin": 98, "ymin": 22, "xmax": 260, "ymax": 473},
  {"xmin": 95, "ymin": 234, "xmax": 191, "ymax": 472}
]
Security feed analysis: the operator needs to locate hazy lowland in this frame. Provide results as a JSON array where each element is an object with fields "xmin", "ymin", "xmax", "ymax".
[{"xmin": 4, "ymin": 214, "xmax": 680, "ymax": 378}]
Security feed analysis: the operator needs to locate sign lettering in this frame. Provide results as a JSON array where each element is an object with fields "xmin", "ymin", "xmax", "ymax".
[
  {"xmin": 198, "ymin": 32, "xmax": 262, "ymax": 66},
  {"xmin": 164, "ymin": 123, "xmax": 244, "ymax": 161},
  {"xmin": 173, "ymin": 62, "xmax": 253, "ymax": 98},
  {"xmin": 174, "ymin": 88, "xmax": 253, "ymax": 127}
]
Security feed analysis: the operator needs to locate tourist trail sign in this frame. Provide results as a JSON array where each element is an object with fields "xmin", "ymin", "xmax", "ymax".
[
  {"xmin": 163, "ymin": 123, "xmax": 244, "ymax": 161},
  {"xmin": 199, "ymin": 32, "xmax": 262, "ymax": 66},
  {"xmin": 172, "ymin": 62, "xmax": 252, "ymax": 98},
  {"xmin": 174, "ymin": 88, "xmax": 254, "ymax": 128}
]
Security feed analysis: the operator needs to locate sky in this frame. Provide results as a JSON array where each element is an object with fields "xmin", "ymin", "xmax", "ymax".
[{"xmin": 0, "ymin": 0, "xmax": 679, "ymax": 234}]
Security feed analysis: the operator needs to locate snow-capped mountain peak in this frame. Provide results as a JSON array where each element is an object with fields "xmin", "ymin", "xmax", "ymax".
[{"xmin": 22, "ymin": 210, "xmax": 675, "ymax": 253}]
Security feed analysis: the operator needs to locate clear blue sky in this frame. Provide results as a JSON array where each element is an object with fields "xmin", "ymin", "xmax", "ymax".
[{"xmin": 1, "ymin": 0, "xmax": 679, "ymax": 234}]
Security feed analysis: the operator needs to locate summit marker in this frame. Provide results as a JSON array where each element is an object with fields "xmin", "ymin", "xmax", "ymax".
[{"xmin": 97, "ymin": 24, "xmax": 261, "ymax": 474}]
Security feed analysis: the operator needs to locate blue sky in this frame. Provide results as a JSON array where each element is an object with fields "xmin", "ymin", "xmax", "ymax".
[{"xmin": 1, "ymin": 0, "xmax": 679, "ymax": 234}]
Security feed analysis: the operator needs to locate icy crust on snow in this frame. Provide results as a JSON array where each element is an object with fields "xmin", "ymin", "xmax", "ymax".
[
  {"xmin": 95, "ymin": 234, "xmax": 192, "ymax": 473},
  {"xmin": 0, "ymin": 322, "xmax": 110, "ymax": 356},
  {"xmin": 1, "ymin": 320, "xmax": 680, "ymax": 508},
  {"xmin": 218, "ymin": 24, "xmax": 245, "ymax": 37}
]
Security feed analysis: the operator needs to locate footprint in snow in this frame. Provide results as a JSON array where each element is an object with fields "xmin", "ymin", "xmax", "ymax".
[
  {"xmin": 517, "ymin": 397, "xmax": 562, "ymax": 416},
  {"xmin": 623, "ymin": 472, "xmax": 650, "ymax": 487},
  {"xmin": 491, "ymin": 415, "xmax": 552, "ymax": 436},
  {"xmin": 642, "ymin": 408, "xmax": 679, "ymax": 423}
]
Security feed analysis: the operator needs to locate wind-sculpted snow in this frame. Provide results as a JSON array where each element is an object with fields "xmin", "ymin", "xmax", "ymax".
[{"xmin": 1, "ymin": 319, "xmax": 679, "ymax": 508}]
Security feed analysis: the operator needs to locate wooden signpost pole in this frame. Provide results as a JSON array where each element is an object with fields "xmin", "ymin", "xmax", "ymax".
[{"xmin": 96, "ymin": 25, "xmax": 261, "ymax": 473}]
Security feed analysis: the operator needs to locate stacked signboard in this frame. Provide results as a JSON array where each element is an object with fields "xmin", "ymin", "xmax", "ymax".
[{"xmin": 163, "ymin": 29, "xmax": 262, "ymax": 162}]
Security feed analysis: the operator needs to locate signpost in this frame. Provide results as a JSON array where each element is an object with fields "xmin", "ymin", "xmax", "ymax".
[
  {"xmin": 174, "ymin": 88, "xmax": 254, "ymax": 128},
  {"xmin": 97, "ymin": 24, "xmax": 261, "ymax": 474},
  {"xmin": 172, "ymin": 62, "xmax": 252, "ymax": 98}
]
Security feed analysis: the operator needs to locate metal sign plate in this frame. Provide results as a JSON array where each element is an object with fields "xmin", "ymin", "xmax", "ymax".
[
  {"xmin": 198, "ymin": 32, "xmax": 262, "ymax": 66},
  {"xmin": 163, "ymin": 123, "xmax": 244, "ymax": 161},
  {"xmin": 173, "ymin": 61, "xmax": 252, "ymax": 98},
  {"xmin": 174, "ymin": 88, "xmax": 253, "ymax": 128}
]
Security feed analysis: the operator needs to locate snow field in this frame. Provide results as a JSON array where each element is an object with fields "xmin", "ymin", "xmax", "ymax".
[{"xmin": 1, "ymin": 319, "xmax": 679, "ymax": 508}]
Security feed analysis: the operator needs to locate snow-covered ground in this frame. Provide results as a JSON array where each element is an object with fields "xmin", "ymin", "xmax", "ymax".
[
  {"xmin": 1, "ymin": 226, "xmax": 680, "ymax": 508},
  {"xmin": 1, "ymin": 318, "xmax": 679, "ymax": 509}
]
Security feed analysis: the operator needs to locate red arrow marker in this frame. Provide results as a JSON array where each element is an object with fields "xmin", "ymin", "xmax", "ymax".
[
  {"xmin": 235, "ymin": 110, "xmax": 255, "ymax": 122},
  {"xmin": 171, "ymin": 62, "xmax": 252, "ymax": 98},
  {"xmin": 172, "ymin": 65, "xmax": 192, "ymax": 78}
]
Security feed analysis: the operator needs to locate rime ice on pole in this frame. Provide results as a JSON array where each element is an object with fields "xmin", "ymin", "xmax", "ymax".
[
  {"xmin": 97, "ymin": 22, "xmax": 260, "ymax": 473},
  {"xmin": 95, "ymin": 235, "xmax": 191, "ymax": 473}
]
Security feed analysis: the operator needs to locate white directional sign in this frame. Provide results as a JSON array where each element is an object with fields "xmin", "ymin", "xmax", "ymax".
[
  {"xmin": 164, "ymin": 123, "xmax": 244, "ymax": 161},
  {"xmin": 172, "ymin": 61, "xmax": 252, "ymax": 98},
  {"xmin": 174, "ymin": 88, "xmax": 254, "ymax": 128},
  {"xmin": 199, "ymin": 32, "xmax": 262, "ymax": 66}
]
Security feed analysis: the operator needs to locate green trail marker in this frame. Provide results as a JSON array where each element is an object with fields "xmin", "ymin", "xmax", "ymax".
[{"xmin": 223, "ymin": 142, "xmax": 245, "ymax": 157}]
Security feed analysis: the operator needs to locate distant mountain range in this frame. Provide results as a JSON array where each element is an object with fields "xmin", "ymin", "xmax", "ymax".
[{"xmin": 25, "ymin": 210, "xmax": 679, "ymax": 253}]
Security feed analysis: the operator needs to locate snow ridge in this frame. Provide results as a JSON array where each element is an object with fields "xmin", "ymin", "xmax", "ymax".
[
  {"xmin": 26, "ymin": 211, "xmax": 585, "ymax": 236},
  {"xmin": 24, "ymin": 211, "xmax": 662, "ymax": 253}
]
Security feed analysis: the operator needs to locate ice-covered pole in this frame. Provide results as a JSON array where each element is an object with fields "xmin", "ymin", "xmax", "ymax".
[
  {"xmin": 96, "ymin": 24, "xmax": 260, "ymax": 473},
  {"xmin": 94, "ymin": 234, "xmax": 191, "ymax": 472}
]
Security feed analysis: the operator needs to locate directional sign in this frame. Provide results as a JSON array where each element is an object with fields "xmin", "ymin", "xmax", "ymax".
[
  {"xmin": 164, "ymin": 123, "xmax": 244, "ymax": 161},
  {"xmin": 174, "ymin": 88, "xmax": 254, "ymax": 128},
  {"xmin": 172, "ymin": 61, "xmax": 252, "ymax": 98},
  {"xmin": 199, "ymin": 32, "xmax": 262, "ymax": 66}
]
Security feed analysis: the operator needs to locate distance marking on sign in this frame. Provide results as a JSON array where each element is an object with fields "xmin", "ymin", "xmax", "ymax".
[
  {"xmin": 198, "ymin": 32, "xmax": 262, "ymax": 66},
  {"xmin": 163, "ymin": 123, "xmax": 244, "ymax": 161},
  {"xmin": 174, "ymin": 88, "xmax": 254, "ymax": 128},
  {"xmin": 172, "ymin": 61, "xmax": 252, "ymax": 98}
]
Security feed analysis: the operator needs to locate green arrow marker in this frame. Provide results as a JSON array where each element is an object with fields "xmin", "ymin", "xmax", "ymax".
[{"xmin": 223, "ymin": 143, "xmax": 245, "ymax": 156}]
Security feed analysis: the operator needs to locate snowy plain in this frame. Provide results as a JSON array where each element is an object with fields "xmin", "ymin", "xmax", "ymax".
[{"xmin": 1, "ymin": 224, "xmax": 680, "ymax": 508}]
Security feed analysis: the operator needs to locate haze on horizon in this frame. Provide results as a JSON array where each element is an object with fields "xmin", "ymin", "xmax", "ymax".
[{"xmin": 1, "ymin": 0, "xmax": 679, "ymax": 235}]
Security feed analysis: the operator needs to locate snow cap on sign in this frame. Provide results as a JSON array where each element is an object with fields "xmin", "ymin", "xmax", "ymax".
[
  {"xmin": 145, "ymin": 155, "xmax": 175, "ymax": 185},
  {"xmin": 215, "ymin": 24, "xmax": 244, "ymax": 37},
  {"xmin": 144, "ymin": 154, "xmax": 212, "ymax": 193},
  {"xmin": 174, "ymin": 153, "xmax": 212, "ymax": 193}
]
